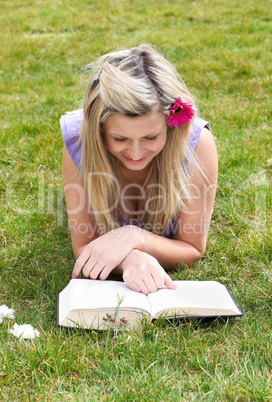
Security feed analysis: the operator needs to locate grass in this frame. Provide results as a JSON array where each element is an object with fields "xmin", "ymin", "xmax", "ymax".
[{"xmin": 0, "ymin": 0, "xmax": 271, "ymax": 400}]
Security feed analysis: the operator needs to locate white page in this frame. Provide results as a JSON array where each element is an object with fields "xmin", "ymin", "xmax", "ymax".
[
  {"xmin": 147, "ymin": 281, "xmax": 240, "ymax": 318},
  {"xmin": 69, "ymin": 279, "xmax": 151, "ymax": 314}
]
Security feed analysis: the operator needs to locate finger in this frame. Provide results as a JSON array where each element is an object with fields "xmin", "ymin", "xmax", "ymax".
[
  {"xmin": 146, "ymin": 274, "xmax": 159, "ymax": 293},
  {"xmin": 164, "ymin": 274, "xmax": 178, "ymax": 290},
  {"xmin": 139, "ymin": 279, "xmax": 151, "ymax": 295},
  {"xmin": 125, "ymin": 280, "xmax": 141, "ymax": 293},
  {"xmin": 99, "ymin": 265, "xmax": 114, "ymax": 280},
  {"xmin": 73, "ymin": 259, "xmax": 89, "ymax": 278},
  {"xmin": 81, "ymin": 264, "xmax": 94, "ymax": 278},
  {"xmin": 151, "ymin": 272, "xmax": 165, "ymax": 290},
  {"xmin": 88, "ymin": 262, "xmax": 106, "ymax": 280},
  {"xmin": 81, "ymin": 251, "xmax": 104, "ymax": 278},
  {"xmin": 82, "ymin": 259, "xmax": 99, "ymax": 279},
  {"xmin": 72, "ymin": 267, "xmax": 80, "ymax": 279},
  {"xmin": 73, "ymin": 259, "xmax": 84, "ymax": 278},
  {"xmin": 72, "ymin": 246, "xmax": 90, "ymax": 278}
]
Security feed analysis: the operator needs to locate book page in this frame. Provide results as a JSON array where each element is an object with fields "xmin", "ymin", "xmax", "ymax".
[
  {"xmin": 147, "ymin": 281, "xmax": 241, "ymax": 318},
  {"xmin": 68, "ymin": 279, "xmax": 151, "ymax": 315}
]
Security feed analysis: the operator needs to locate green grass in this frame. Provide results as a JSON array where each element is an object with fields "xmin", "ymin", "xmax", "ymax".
[{"xmin": 0, "ymin": 0, "xmax": 271, "ymax": 400}]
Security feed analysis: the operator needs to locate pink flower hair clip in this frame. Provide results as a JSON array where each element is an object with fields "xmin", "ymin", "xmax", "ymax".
[{"xmin": 167, "ymin": 97, "xmax": 195, "ymax": 128}]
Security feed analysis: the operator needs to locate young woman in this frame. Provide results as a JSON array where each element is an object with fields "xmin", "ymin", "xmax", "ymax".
[{"xmin": 61, "ymin": 44, "xmax": 218, "ymax": 295}]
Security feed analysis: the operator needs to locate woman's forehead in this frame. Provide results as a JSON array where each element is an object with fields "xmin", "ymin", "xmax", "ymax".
[{"xmin": 104, "ymin": 112, "xmax": 167, "ymax": 136}]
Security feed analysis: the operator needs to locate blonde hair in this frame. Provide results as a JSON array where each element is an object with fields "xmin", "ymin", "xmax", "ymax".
[{"xmin": 80, "ymin": 44, "xmax": 199, "ymax": 235}]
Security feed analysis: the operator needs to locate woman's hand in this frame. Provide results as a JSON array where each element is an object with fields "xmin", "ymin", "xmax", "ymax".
[
  {"xmin": 121, "ymin": 249, "xmax": 177, "ymax": 295},
  {"xmin": 72, "ymin": 225, "xmax": 142, "ymax": 280}
]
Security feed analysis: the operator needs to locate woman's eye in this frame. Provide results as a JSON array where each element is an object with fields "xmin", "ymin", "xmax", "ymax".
[
  {"xmin": 114, "ymin": 138, "xmax": 126, "ymax": 142},
  {"xmin": 113, "ymin": 136, "xmax": 157, "ymax": 142}
]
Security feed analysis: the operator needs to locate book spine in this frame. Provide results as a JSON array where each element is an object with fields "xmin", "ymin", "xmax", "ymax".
[
  {"xmin": 224, "ymin": 285, "xmax": 243, "ymax": 316},
  {"xmin": 56, "ymin": 293, "xmax": 60, "ymax": 326}
]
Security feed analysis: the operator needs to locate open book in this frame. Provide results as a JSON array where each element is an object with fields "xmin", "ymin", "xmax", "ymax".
[
  {"xmin": 57, "ymin": 279, "xmax": 242, "ymax": 330},
  {"xmin": 57, "ymin": 279, "xmax": 243, "ymax": 329}
]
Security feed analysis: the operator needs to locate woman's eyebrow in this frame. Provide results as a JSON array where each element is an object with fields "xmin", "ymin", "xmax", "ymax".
[{"xmin": 110, "ymin": 133, "xmax": 128, "ymax": 138}]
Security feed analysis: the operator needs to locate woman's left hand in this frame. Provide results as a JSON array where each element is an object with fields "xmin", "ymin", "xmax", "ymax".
[
  {"xmin": 72, "ymin": 225, "xmax": 142, "ymax": 280},
  {"xmin": 121, "ymin": 249, "xmax": 178, "ymax": 294}
]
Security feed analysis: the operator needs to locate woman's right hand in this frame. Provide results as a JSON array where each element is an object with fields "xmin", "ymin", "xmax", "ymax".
[
  {"xmin": 72, "ymin": 225, "xmax": 143, "ymax": 280},
  {"xmin": 121, "ymin": 249, "xmax": 177, "ymax": 295}
]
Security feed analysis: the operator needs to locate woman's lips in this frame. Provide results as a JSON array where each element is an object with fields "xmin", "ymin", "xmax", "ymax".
[{"xmin": 124, "ymin": 155, "xmax": 147, "ymax": 164}]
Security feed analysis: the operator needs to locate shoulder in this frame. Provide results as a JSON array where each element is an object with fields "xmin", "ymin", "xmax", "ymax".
[
  {"xmin": 195, "ymin": 126, "xmax": 216, "ymax": 155},
  {"xmin": 194, "ymin": 127, "xmax": 218, "ymax": 179},
  {"xmin": 188, "ymin": 117, "xmax": 211, "ymax": 153},
  {"xmin": 60, "ymin": 109, "xmax": 84, "ymax": 137},
  {"xmin": 60, "ymin": 109, "xmax": 84, "ymax": 170}
]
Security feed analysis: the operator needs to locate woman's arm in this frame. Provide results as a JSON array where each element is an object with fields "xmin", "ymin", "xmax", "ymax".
[{"xmin": 62, "ymin": 145, "xmax": 99, "ymax": 258}]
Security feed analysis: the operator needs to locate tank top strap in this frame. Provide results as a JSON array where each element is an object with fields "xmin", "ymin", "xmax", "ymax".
[
  {"xmin": 60, "ymin": 109, "xmax": 83, "ymax": 170},
  {"xmin": 189, "ymin": 117, "xmax": 210, "ymax": 153}
]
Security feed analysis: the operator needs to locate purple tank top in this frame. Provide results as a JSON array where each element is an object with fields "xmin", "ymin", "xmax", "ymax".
[{"xmin": 60, "ymin": 109, "xmax": 210, "ymax": 238}]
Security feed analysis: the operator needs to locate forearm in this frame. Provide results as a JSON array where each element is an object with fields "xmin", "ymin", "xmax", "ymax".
[
  {"xmin": 112, "ymin": 226, "xmax": 204, "ymax": 275},
  {"xmin": 73, "ymin": 224, "xmax": 204, "ymax": 278},
  {"xmin": 139, "ymin": 229, "xmax": 203, "ymax": 269}
]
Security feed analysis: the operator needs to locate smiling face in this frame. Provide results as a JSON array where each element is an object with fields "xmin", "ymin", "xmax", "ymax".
[{"xmin": 103, "ymin": 112, "xmax": 167, "ymax": 172}]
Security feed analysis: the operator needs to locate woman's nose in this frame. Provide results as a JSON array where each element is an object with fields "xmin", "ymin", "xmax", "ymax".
[{"xmin": 127, "ymin": 142, "xmax": 143, "ymax": 159}]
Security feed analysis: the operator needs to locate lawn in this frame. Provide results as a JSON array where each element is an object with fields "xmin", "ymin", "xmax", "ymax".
[{"xmin": 0, "ymin": 0, "xmax": 271, "ymax": 400}]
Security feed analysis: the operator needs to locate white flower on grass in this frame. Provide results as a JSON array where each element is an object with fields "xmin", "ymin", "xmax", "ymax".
[
  {"xmin": 0, "ymin": 305, "xmax": 15, "ymax": 323},
  {"xmin": 9, "ymin": 323, "xmax": 40, "ymax": 341}
]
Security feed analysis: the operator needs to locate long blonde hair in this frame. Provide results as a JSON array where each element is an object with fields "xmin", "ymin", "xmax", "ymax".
[{"xmin": 80, "ymin": 44, "xmax": 199, "ymax": 235}]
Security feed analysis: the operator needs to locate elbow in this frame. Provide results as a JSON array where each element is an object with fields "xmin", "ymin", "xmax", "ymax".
[
  {"xmin": 194, "ymin": 240, "xmax": 207, "ymax": 261},
  {"xmin": 176, "ymin": 241, "xmax": 206, "ymax": 268},
  {"xmin": 197, "ymin": 241, "xmax": 207, "ymax": 258},
  {"xmin": 191, "ymin": 242, "xmax": 207, "ymax": 265},
  {"xmin": 190, "ymin": 248, "xmax": 204, "ymax": 266}
]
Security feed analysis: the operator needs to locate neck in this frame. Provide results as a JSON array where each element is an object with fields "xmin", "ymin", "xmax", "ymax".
[{"xmin": 119, "ymin": 163, "xmax": 151, "ymax": 186}]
